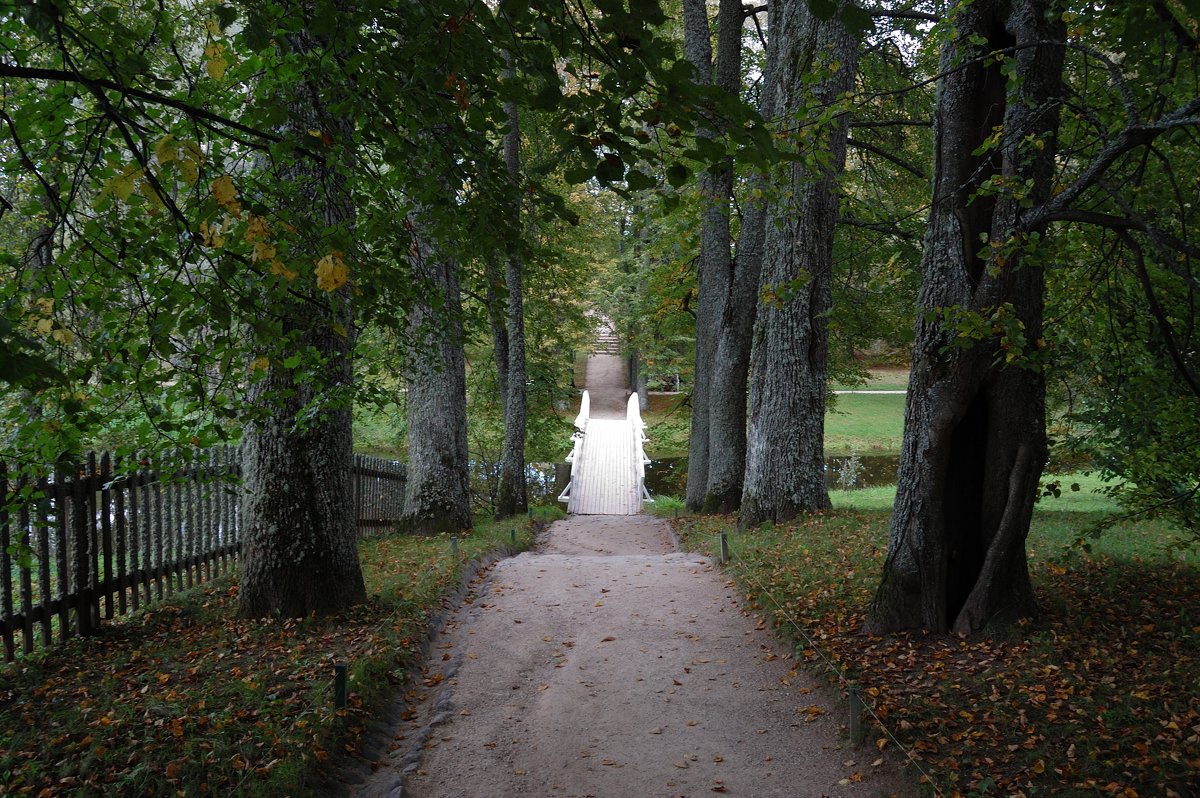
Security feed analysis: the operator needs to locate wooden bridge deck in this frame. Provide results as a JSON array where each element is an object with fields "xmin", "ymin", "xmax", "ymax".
[{"xmin": 566, "ymin": 419, "xmax": 642, "ymax": 515}]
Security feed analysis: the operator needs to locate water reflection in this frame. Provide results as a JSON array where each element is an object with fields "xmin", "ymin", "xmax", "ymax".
[
  {"xmin": 488, "ymin": 456, "xmax": 900, "ymax": 506},
  {"xmin": 642, "ymin": 455, "xmax": 900, "ymax": 498}
]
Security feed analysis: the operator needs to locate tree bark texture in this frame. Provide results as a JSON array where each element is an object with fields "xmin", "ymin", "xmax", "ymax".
[
  {"xmin": 484, "ymin": 254, "xmax": 509, "ymax": 412},
  {"xmin": 682, "ymin": 0, "xmax": 739, "ymax": 511},
  {"xmin": 403, "ymin": 249, "xmax": 472, "ymax": 534},
  {"xmin": 739, "ymin": 1, "xmax": 857, "ymax": 527},
  {"xmin": 495, "ymin": 95, "xmax": 528, "ymax": 518},
  {"xmin": 239, "ymin": 21, "xmax": 366, "ymax": 618},
  {"xmin": 868, "ymin": 0, "xmax": 1065, "ymax": 636},
  {"xmin": 702, "ymin": 1, "xmax": 779, "ymax": 514}
]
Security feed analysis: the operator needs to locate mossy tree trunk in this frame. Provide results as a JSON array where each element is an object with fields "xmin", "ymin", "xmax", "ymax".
[
  {"xmin": 739, "ymin": 0, "xmax": 857, "ymax": 527},
  {"xmin": 238, "ymin": 16, "xmax": 366, "ymax": 619}
]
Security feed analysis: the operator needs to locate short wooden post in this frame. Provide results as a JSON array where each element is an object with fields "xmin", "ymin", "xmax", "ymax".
[
  {"xmin": 450, "ymin": 536, "xmax": 459, "ymax": 556},
  {"xmin": 510, "ymin": 528, "xmax": 516, "ymax": 545},
  {"xmin": 334, "ymin": 662, "xmax": 348, "ymax": 709},
  {"xmin": 719, "ymin": 532, "xmax": 729, "ymax": 565},
  {"xmin": 849, "ymin": 687, "xmax": 865, "ymax": 745}
]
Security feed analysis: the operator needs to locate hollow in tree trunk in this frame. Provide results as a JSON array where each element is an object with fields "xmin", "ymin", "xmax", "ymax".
[{"xmin": 868, "ymin": 0, "xmax": 1066, "ymax": 636}]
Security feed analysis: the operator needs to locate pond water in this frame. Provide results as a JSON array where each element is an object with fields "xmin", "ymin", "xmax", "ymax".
[
  {"xmin": 520, "ymin": 455, "xmax": 901, "ymax": 505},
  {"xmin": 643, "ymin": 455, "xmax": 900, "ymax": 497}
]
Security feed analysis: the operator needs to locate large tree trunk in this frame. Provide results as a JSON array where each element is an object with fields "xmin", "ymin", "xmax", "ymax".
[
  {"xmin": 239, "ymin": 21, "xmax": 366, "ymax": 618},
  {"xmin": 702, "ymin": 2, "xmax": 777, "ymax": 514},
  {"xmin": 681, "ymin": 0, "xmax": 737, "ymax": 511},
  {"xmin": 495, "ymin": 93, "xmax": 528, "ymax": 518},
  {"xmin": 403, "ymin": 249, "xmax": 472, "ymax": 534},
  {"xmin": 869, "ymin": 0, "xmax": 1066, "ymax": 637},
  {"xmin": 739, "ymin": 0, "xmax": 857, "ymax": 527}
]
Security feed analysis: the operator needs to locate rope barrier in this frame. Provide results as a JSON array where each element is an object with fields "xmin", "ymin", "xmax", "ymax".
[{"xmin": 705, "ymin": 529, "xmax": 946, "ymax": 796}]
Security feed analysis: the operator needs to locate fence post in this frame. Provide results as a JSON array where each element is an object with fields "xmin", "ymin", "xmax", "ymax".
[
  {"xmin": 1, "ymin": 462, "xmax": 14, "ymax": 661},
  {"xmin": 849, "ymin": 687, "xmax": 866, "ymax": 745},
  {"xmin": 334, "ymin": 662, "xmax": 348, "ymax": 709},
  {"xmin": 74, "ymin": 455, "xmax": 95, "ymax": 637},
  {"xmin": 719, "ymin": 532, "xmax": 729, "ymax": 565},
  {"xmin": 99, "ymin": 452, "xmax": 114, "ymax": 620}
]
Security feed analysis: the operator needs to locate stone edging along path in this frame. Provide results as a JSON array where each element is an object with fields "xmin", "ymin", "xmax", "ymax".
[{"xmin": 345, "ymin": 515, "xmax": 916, "ymax": 798}]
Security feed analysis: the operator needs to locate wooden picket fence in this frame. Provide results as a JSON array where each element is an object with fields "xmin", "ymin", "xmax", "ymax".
[{"xmin": 1, "ymin": 448, "xmax": 406, "ymax": 663}]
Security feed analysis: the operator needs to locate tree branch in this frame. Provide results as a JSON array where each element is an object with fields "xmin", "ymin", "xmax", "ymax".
[
  {"xmin": 1116, "ymin": 228, "xmax": 1200, "ymax": 399},
  {"xmin": 837, "ymin": 214, "xmax": 920, "ymax": 241},
  {"xmin": 849, "ymin": 118, "xmax": 932, "ymax": 129},
  {"xmin": 0, "ymin": 64, "xmax": 283, "ymax": 147},
  {"xmin": 1024, "ymin": 95, "xmax": 1200, "ymax": 230},
  {"xmin": 847, "ymin": 136, "xmax": 927, "ymax": 179},
  {"xmin": 867, "ymin": 7, "xmax": 940, "ymax": 23}
]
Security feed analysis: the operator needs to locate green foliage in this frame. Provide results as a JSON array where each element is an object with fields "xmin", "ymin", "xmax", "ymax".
[{"xmin": 646, "ymin": 493, "xmax": 686, "ymax": 518}]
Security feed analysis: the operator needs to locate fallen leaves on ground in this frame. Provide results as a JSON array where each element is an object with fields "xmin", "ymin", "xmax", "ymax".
[
  {"xmin": 0, "ymin": 525, "xmax": 533, "ymax": 796},
  {"xmin": 676, "ymin": 511, "xmax": 1199, "ymax": 797}
]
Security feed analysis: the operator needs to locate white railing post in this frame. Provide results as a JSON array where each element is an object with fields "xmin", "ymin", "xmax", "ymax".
[
  {"xmin": 558, "ymin": 390, "xmax": 590, "ymax": 504},
  {"xmin": 626, "ymin": 393, "xmax": 652, "ymax": 503}
]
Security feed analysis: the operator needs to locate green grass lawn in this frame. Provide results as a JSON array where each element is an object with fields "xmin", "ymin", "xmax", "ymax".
[
  {"xmin": 831, "ymin": 366, "xmax": 910, "ymax": 393},
  {"xmin": 642, "ymin": 387, "xmax": 908, "ymax": 459},
  {"xmin": 824, "ymin": 392, "xmax": 907, "ymax": 456},
  {"xmin": 0, "ymin": 512, "xmax": 557, "ymax": 797}
]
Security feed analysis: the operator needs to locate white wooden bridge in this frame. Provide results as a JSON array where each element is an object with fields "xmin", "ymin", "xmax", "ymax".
[{"xmin": 557, "ymin": 390, "xmax": 652, "ymax": 515}]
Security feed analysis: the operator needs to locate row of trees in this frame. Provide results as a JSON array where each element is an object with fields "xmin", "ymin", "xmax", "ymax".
[
  {"xmin": 621, "ymin": 0, "xmax": 1198, "ymax": 634},
  {"xmin": 0, "ymin": 0, "xmax": 705, "ymax": 617},
  {"xmin": 3, "ymin": 1, "xmax": 1197, "ymax": 637}
]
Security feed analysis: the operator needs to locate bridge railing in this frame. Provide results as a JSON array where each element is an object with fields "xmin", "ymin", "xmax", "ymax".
[
  {"xmin": 557, "ymin": 390, "xmax": 590, "ymax": 504},
  {"xmin": 627, "ymin": 393, "xmax": 652, "ymax": 504}
]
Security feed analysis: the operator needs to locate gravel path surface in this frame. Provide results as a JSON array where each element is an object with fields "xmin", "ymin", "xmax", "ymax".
[{"xmin": 352, "ymin": 516, "xmax": 914, "ymax": 798}]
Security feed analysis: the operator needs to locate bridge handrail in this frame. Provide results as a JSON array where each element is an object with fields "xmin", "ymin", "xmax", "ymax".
[
  {"xmin": 558, "ymin": 390, "xmax": 590, "ymax": 504},
  {"xmin": 627, "ymin": 393, "xmax": 652, "ymax": 503}
]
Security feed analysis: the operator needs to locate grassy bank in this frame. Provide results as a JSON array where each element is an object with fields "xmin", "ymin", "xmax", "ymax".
[
  {"xmin": 642, "ymin": 368, "xmax": 910, "ymax": 459},
  {"xmin": 0, "ymin": 511, "xmax": 558, "ymax": 797},
  {"xmin": 667, "ymin": 491, "xmax": 1198, "ymax": 796}
]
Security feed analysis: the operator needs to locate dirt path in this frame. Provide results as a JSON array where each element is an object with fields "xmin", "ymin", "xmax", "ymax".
[{"xmin": 351, "ymin": 516, "xmax": 913, "ymax": 798}]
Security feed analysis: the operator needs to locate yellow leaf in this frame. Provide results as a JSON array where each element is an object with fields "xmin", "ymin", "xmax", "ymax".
[
  {"xmin": 199, "ymin": 220, "xmax": 225, "ymax": 248},
  {"xmin": 252, "ymin": 241, "xmax": 276, "ymax": 263},
  {"xmin": 270, "ymin": 259, "xmax": 297, "ymax": 281},
  {"xmin": 250, "ymin": 356, "xmax": 270, "ymax": 372},
  {"xmin": 179, "ymin": 141, "xmax": 203, "ymax": 184},
  {"xmin": 112, "ymin": 169, "xmax": 140, "ymax": 202},
  {"xmin": 155, "ymin": 135, "xmax": 177, "ymax": 165},
  {"xmin": 1033, "ymin": 759, "xmax": 1045, "ymax": 774},
  {"xmin": 244, "ymin": 214, "xmax": 269, "ymax": 242},
  {"xmin": 35, "ymin": 318, "xmax": 53, "ymax": 334},
  {"xmin": 206, "ymin": 17, "xmax": 223, "ymax": 36},
  {"xmin": 211, "ymin": 174, "xmax": 237, "ymax": 208},
  {"xmin": 204, "ymin": 43, "xmax": 228, "ymax": 81},
  {"xmin": 34, "ymin": 298, "xmax": 54, "ymax": 314},
  {"xmin": 207, "ymin": 55, "xmax": 228, "ymax": 80},
  {"xmin": 50, "ymin": 327, "xmax": 74, "ymax": 345},
  {"xmin": 876, "ymin": 737, "xmax": 887, "ymax": 751},
  {"xmin": 314, "ymin": 250, "xmax": 349, "ymax": 292}
]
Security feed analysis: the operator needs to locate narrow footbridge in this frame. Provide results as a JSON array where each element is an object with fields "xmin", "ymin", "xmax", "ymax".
[{"xmin": 557, "ymin": 391, "xmax": 652, "ymax": 515}]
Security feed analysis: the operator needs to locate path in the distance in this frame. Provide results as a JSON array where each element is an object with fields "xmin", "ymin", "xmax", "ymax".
[{"xmin": 354, "ymin": 516, "xmax": 913, "ymax": 798}]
